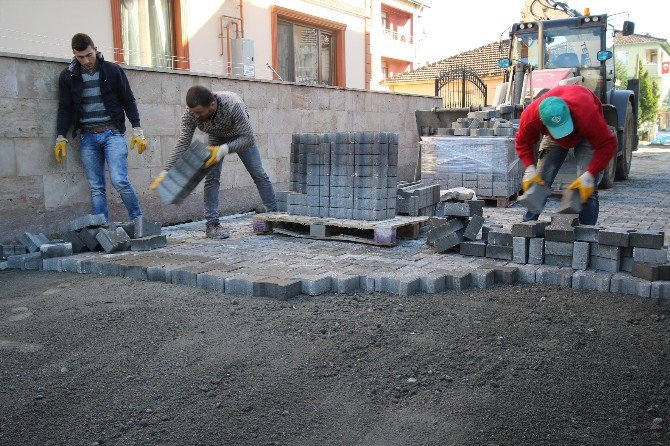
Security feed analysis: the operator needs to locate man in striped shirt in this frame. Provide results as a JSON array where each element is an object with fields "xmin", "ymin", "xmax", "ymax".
[
  {"xmin": 152, "ymin": 86, "xmax": 277, "ymax": 239},
  {"xmin": 55, "ymin": 33, "xmax": 148, "ymax": 222}
]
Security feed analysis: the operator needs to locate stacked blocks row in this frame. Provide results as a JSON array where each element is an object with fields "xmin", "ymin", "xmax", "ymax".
[
  {"xmin": 396, "ymin": 182, "xmax": 440, "ymax": 216},
  {"xmin": 286, "ymin": 132, "xmax": 398, "ymax": 221},
  {"xmin": 421, "ymin": 117, "xmax": 523, "ymax": 199}
]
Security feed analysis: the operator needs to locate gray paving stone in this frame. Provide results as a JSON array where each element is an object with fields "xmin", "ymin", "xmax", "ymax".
[
  {"xmin": 536, "ymin": 266, "xmax": 573, "ymax": 287},
  {"xmin": 446, "ymin": 270, "xmax": 472, "ymax": 290},
  {"xmin": 511, "ymin": 221, "xmax": 549, "ymax": 238},
  {"xmin": 486, "ymin": 245, "xmax": 513, "ymax": 260},
  {"xmin": 651, "ymin": 281, "xmax": 670, "ymax": 299},
  {"xmin": 40, "ymin": 243, "xmax": 73, "ymax": 259},
  {"xmin": 196, "ymin": 271, "xmax": 228, "ymax": 292},
  {"xmin": 420, "ymin": 271, "xmax": 447, "ymax": 293},
  {"xmin": 225, "ymin": 274, "xmax": 256, "ymax": 296},
  {"xmin": 20, "ymin": 232, "xmax": 50, "ymax": 253},
  {"xmin": 63, "ymin": 231, "xmax": 88, "ymax": 253},
  {"xmin": 551, "ymin": 214, "xmax": 579, "ymax": 228},
  {"xmin": 96, "ymin": 227, "xmax": 131, "ymax": 253},
  {"xmin": 590, "ymin": 255, "xmax": 620, "ymax": 273},
  {"xmin": 460, "ymin": 240, "xmax": 487, "ymax": 257},
  {"xmin": 492, "ymin": 266, "xmax": 519, "ymax": 285},
  {"xmin": 133, "ymin": 217, "xmax": 162, "ymax": 238},
  {"xmin": 598, "ymin": 229, "xmax": 630, "ymax": 247},
  {"xmin": 332, "ymin": 274, "xmax": 360, "ymax": 293},
  {"xmin": 544, "ymin": 228, "xmax": 575, "ymax": 242},
  {"xmin": 633, "ymin": 247, "xmax": 668, "ymax": 264},
  {"xmin": 518, "ymin": 183, "xmax": 551, "ymax": 214},
  {"xmin": 574, "ymin": 226, "xmax": 602, "ymax": 243},
  {"xmin": 61, "ymin": 257, "xmax": 85, "ymax": 273},
  {"xmin": 131, "ymin": 235, "xmax": 167, "ymax": 251},
  {"xmin": 488, "ymin": 229, "xmax": 513, "ymax": 247},
  {"xmin": 471, "ymin": 269, "xmax": 495, "ymax": 289},
  {"xmin": 572, "ymin": 241, "xmax": 590, "ymax": 270},
  {"xmin": 571, "ymin": 270, "xmax": 611, "ymax": 292},
  {"xmin": 464, "ymin": 215, "xmax": 485, "ymax": 240},
  {"xmin": 556, "ymin": 189, "xmax": 582, "ymax": 214},
  {"xmin": 517, "ymin": 264, "xmax": 539, "ymax": 283},
  {"xmin": 629, "ymin": 230, "xmax": 665, "ymax": 249},
  {"xmin": 253, "ymin": 277, "xmax": 302, "ymax": 298},
  {"xmin": 433, "ymin": 231, "xmax": 464, "ymax": 253},
  {"xmin": 382, "ymin": 275, "xmax": 421, "ymax": 296},
  {"xmin": 301, "ymin": 274, "xmax": 333, "ymax": 296},
  {"xmin": 528, "ymin": 238, "xmax": 545, "ymax": 265},
  {"xmin": 609, "ymin": 273, "xmax": 651, "ymax": 297},
  {"xmin": 79, "ymin": 228, "xmax": 102, "ymax": 251},
  {"xmin": 69, "ymin": 213, "xmax": 106, "ymax": 231},
  {"xmin": 545, "ymin": 241, "xmax": 574, "ymax": 256},
  {"xmin": 7, "ymin": 253, "xmax": 42, "ymax": 270},
  {"xmin": 513, "ymin": 237, "xmax": 529, "ymax": 264},
  {"xmin": 544, "ymin": 254, "xmax": 573, "ymax": 267},
  {"xmin": 42, "ymin": 258, "xmax": 63, "ymax": 272},
  {"xmin": 124, "ymin": 265, "xmax": 148, "ymax": 281},
  {"xmin": 591, "ymin": 243, "xmax": 621, "ymax": 260}
]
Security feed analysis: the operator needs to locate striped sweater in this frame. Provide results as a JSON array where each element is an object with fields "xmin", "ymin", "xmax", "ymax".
[{"xmin": 167, "ymin": 92, "xmax": 255, "ymax": 169}]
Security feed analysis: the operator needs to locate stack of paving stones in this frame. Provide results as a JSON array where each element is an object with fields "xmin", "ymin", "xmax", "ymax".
[
  {"xmin": 426, "ymin": 199, "xmax": 484, "ymax": 253},
  {"xmin": 1, "ymin": 214, "xmax": 167, "ymax": 271},
  {"xmin": 396, "ymin": 182, "xmax": 441, "ymax": 216},
  {"xmin": 453, "ymin": 212, "xmax": 670, "ymax": 298},
  {"xmin": 438, "ymin": 108, "xmax": 518, "ymax": 138},
  {"xmin": 282, "ymin": 132, "xmax": 398, "ymax": 221},
  {"xmin": 421, "ymin": 124, "xmax": 523, "ymax": 199},
  {"xmin": 155, "ymin": 140, "xmax": 211, "ymax": 205}
]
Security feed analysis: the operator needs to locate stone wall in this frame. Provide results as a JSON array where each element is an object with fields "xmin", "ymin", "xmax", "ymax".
[{"xmin": 0, "ymin": 52, "xmax": 440, "ymax": 241}]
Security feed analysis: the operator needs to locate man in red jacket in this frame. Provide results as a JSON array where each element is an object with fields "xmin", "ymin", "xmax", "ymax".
[{"xmin": 515, "ymin": 84, "xmax": 617, "ymax": 225}]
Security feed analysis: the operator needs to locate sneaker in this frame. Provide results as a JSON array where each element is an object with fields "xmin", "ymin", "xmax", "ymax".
[
  {"xmin": 255, "ymin": 204, "xmax": 268, "ymax": 214},
  {"xmin": 205, "ymin": 225, "xmax": 230, "ymax": 239}
]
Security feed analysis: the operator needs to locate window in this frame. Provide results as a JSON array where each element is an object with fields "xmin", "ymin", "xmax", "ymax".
[
  {"xmin": 381, "ymin": 60, "xmax": 389, "ymax": 79},
  {"xmin": 110, "ymin": 0, "xmax": 189, "ymax": 70},
  {"xmin": 271, "ymin": 7, "xmax": 346, "ymax": 87},
  {"xmin": 617, "ymin": 51, "xmax": 629, "ymax": 65},
  {"xmin": 646, "ymin": 49, "xmax": 658, "ymax": 64},
  {"xmin": 277, "ymin": 20, "xmax": 334, "ymax": 85}
]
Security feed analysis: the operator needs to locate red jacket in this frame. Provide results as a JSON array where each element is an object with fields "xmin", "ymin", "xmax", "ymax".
[{"xmin": 515, "ymin": 85, "xmax": 617, "ymax": 175}]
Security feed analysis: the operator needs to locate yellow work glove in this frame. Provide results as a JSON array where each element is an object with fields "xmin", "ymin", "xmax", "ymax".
[
  {"xmin": 204, "ymin": 144, "xmax": 230, "ymax": 168},
  {"xmin": 130, "ymin": 127, "xmax": 148, "ymax": 154},
  {"xmin": 54, "ymin": 135, "xmax": 67, "ymax": 163},
  {"xmin": 567, "ymin": 171, "xmax": 595, "ymax": 204},
  {"xmin": 150, "ymin": 170, "xmax": 167, "ymax": 192},
  {"xmin": 522, "ymin": 165, "xmax": 545, "ymax": 192}
]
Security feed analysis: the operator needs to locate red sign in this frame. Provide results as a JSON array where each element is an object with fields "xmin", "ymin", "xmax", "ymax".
[{"xmin": 663, "ymin": 61, "xmax": 670, "ymax": 74}]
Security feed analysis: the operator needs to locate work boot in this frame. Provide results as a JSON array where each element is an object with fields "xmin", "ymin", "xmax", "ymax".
[
  {"xmin": 205, "ymin": 224, "xmax": 229, "ymax": 239},
  {"xmin": 255, "ymin": 204, "xmax": 268, "ymax": 214}
]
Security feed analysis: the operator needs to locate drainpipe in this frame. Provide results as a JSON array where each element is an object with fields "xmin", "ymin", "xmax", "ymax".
[{"xmin": 239, "ymin": 0, "xmax": 244, "ymax": 38}]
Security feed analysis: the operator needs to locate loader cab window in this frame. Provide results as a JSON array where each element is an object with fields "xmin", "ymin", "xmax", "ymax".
[
  {"xmin": 511, "ymin": 33, "xmax": 539, "ymax": 67},
  {"xmin": 544, "ymin": 26, "xmax": 602, "ymax": 69}
]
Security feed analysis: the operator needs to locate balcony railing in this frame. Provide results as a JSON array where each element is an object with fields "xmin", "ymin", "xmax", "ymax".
[{"xmin": 382, "ymin": 28, "xmax": 413, "ymax": 44}]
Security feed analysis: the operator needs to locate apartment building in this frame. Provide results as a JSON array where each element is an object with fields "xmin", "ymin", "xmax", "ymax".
[{"xmin": 0, "ymin": 0, "xmax": 425, "ymax": 91}]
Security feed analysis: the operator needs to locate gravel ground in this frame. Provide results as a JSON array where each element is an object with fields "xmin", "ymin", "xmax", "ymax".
[{"xmin": 1, "ymin": 270, "xmax": 669, "ymax": 446}]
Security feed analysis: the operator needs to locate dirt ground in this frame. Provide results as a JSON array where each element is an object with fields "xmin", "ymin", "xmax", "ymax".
[{"xmin": 0, "ymin": 270, "xmax": 669, "ymax": 446}]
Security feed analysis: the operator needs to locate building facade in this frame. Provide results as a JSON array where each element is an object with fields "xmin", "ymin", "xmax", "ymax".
[{"xmin": 0, "ymin": 0, "xmax": 425, "ymax": 91}]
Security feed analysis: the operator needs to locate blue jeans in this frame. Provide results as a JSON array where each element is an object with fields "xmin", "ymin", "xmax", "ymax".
[
  {"xmin": 204, "ymin": 144, "xmax": 277, "ymax": 226},
  {"xmin": 80, "ymin": 129, "xmax": 142, "ymax": 222},
  {"xmin": 523, "ymin": 136, "xmax": 600, "ymax": 225}
]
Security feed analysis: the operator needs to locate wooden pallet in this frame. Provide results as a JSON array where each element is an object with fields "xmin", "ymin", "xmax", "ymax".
[
  {"xmin": 252, "ymin": 213, "xmax": 429, "ymax": 246},
  {"xmin": 478, "ymin": 190, "xmax": 522, "ymax": 208}
]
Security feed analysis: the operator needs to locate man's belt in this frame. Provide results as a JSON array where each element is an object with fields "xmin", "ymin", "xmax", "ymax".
[{"xmin": 83, "ymin": 123, "xmax": 117, "ymax": 133}]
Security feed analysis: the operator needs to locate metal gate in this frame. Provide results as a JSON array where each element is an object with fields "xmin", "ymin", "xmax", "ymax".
[{"xmin": 435, "ymin": 68, "xmax": 487, "ymax": 108}]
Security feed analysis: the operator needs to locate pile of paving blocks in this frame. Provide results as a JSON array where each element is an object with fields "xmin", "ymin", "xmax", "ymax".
[
  {"xmin": 396, "ymin": 181, "xmax": 441, "ymax": 216},
  {"xmin": 421, "ymin": 132, "xmax": 523, "ymax": 199},
  {"xmin": 452, "ymin": 212, "xmax": 670, "ymax": 294},
  {"xmin": 279, "ymin": 132, "xmax": 398, "ymax": 221},
  {"xmin": 426, "ymin": 199, "xmax": 485, "ymax": 253},
  {"xmin": 436, "ymin": 109, "xmax": 518, "ymax": 138},
  {"xmin": 1, "ymin": 214, "xmax": 166, "ymax": 271},
  {"xmin": 155, "ymin": 140, "xmax": 211, "ymax": 205}
]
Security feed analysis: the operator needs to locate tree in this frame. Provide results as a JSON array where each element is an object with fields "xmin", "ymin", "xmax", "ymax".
[
  {"xmin": 614, "ymin": 58, "xmax": 628, "ymax": 88},
  {"xmin": 638, "ymin": 65, "xmax": 660, "ymax": 126}
]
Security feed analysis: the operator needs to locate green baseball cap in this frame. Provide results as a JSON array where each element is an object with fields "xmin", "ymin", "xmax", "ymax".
[{"xmin": 539, "ymin": 96, "xmax": 573, "ymax": 139}]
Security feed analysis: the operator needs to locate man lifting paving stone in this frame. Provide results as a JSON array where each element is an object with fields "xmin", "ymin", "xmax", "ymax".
[
  {"xmin": 515, "ymin": 84, "xmax": 617, "ymax": 225},
  {"xmin": 151, "ymin": 86, "xmax": 276, "ymax": 239}
]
